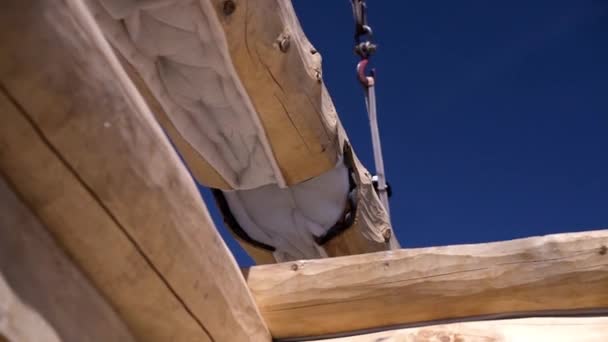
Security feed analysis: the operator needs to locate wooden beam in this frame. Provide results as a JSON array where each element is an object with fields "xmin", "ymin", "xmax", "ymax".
[
  {"xmin": 89, "ymin": 0, "xmax": 345, "ymax": 189},
  {"xmin": 311, "ymin": 317, "xmax": 608, "ymax": 342},
  {"xmin": 210, "ymin": 0, "xmax": 342, "ymax": 185},
  {"xmin": 87, "ymin": 0, "xmax": 397, "ymax": 264},
  {"xmin": 0, "ymin": 177, "xmax": 135, "ymax": 342},
  {"xmin": 246, "ymin": 230, "xmax": 608, "ymax": 339},
  {"xmin": 0, "ymin": 1, "xmax": 269, "ymax": 341}
]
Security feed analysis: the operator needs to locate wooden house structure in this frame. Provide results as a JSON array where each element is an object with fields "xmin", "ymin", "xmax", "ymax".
[{"xmin": 1, "ymin": 1, "xmax": 606, "ymax": 341}]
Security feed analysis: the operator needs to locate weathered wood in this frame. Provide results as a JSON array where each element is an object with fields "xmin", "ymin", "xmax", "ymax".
[
  {"xmin": 89, "ymin": 0, "xmax": 345, "ymax": 189},
  {"xmin": 0, "ymin": 177, "xmax": 135, "ymax": 342},
  {"xmin": 90, "ymin": 0, "xmax": 343, "ymax": 189},
  {"xmin": 0, "ymin": 90, "xmax": 210, "ymax": 342},
  {"xmin": 247, "ymin": 230, "xmax": 608, "ymax": 338},
  {"xmin": 88, "ymin": 0, "xmax": 397, "ymax": 263},
  {"xmin": 211, "ymin": 0, "xmax": 342, "ymax": 185},
  {"xmin": 0, "ymin": 1, "xmax": 270, "ymax": 341},
  {"xmin": 313, "ymin": 317, "xmax": 608, "ymax": 342},
  {"xmin": 89, "ymin": 0, "xmax": 277, "ymax": 189}
]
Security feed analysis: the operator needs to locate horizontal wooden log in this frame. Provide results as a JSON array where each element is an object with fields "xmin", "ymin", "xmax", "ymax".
[
  {"xmin": 247, "ymin": 230, "xmax": 608, "ymax": 338},
  {"xmin": 0, "ymin": 177, "xmax": 135, "ymax": 342},
  {"xmin": 313, "ymin": 317, "xmax": 608, "ymax": 342},
  {"xmin": 0, "ymin": 0, "xmax": 269, "ymax": 341}
]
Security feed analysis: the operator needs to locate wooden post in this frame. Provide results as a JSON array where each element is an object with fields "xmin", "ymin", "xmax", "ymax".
[
  {"xmin": 0, "ymin": 0, "xmax": 270, "ymax": 341},
  {"xmin": 246, "ymin": 230, "xmax": 608, "ymax": 339},
  {"xmin": 0, "ymin": 177, "xmax": 135, "ymax": 342}
]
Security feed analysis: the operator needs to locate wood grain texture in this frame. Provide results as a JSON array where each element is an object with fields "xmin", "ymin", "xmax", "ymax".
[
  {"xmin": 247, "ymin": 230, "xmax": 608, "ymax": 338},
  {"xmin": 0, "ymin": 177, "xmax": 135, "ymax": 342},
  {"xmin": 0, "ymin": 0, "xmax": 270, "ymax": 341},
  {"xmin": 313, "ymin": 317, "xmax": 608, "ymax": 342},
  {"xmin": 212, "ymin": 0, "xmax": 343, "ymax": 185}
]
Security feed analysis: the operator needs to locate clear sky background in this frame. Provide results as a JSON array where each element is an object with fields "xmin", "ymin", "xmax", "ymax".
[{"xmin": 199, "ymin": 0, "xmax": 608, "ymax": 266}]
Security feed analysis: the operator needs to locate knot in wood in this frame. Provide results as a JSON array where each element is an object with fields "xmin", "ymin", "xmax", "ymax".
[
  {"xmin": 382, "ymin": 228, "xmax": 392, "ymax": 242},
  {"xmin": 278, "ymin": 34, "xmax": 290, "ymax": 53},
  {"xmin": 223, "ymin": 0, "xmax": 236, "ymax": 15},
  {"xmin": 314, "ymin": 68, "xmax": 322, "ymax": 82}
]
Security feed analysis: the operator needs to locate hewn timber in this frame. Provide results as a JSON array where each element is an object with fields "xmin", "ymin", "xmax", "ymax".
[
  {"xmin": 247, "ymin": 230, "xmax": 608, "ymax": 338},
  {"xmin": 210, "ymin": 0, "xmax": 342, "ymax": 185},
  {"xmin": 0, "ymin": 177, "xmax": 135, "ymax": 342},
  {"xmin": 312, "ymin": 317, "xmax": 608, "ymax": 342},
  {"xmin": 0, "ymin": 1, "xmax": 270, "ymax": 341},
  {"xmin": 88, "ymin": 0, "xmax": 397, "ymax": 264},
  {"xmin": 90, "ymin": 0, "xmax": 344, "ymax": 189}
]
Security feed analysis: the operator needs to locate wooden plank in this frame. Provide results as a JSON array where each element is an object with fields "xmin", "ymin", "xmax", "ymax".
[
  {"xmin": 312, "ymin": 317, "xmax": 608, "ymax": 342},
  {"xmin": 0, "ymin": 177, "xmax": 135, "ymax": 342},
  {"xmin": 211, "ymin": 0, "xmax": 343, "ymax": 185},
  {"xmin": 246, "ymin": 230, "xmax": 608, "ymax": 338},
  {"xmin": 0, "ymin": 1, "xmax": 270, "ymax": 341}
]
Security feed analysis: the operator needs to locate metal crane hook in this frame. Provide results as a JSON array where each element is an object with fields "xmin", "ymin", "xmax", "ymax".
[{"xmin": 356, "ymin": 58, "xmax": 375, "ymax": 88}]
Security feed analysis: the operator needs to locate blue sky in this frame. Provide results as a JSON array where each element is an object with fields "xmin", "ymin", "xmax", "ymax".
[{"xmin": 199, "ymin": 0, "xmax": 608, "ymax": 266}]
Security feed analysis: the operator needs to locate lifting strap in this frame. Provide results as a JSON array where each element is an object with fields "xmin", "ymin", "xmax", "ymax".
[{"xmin": 350, "ymin": 0, "xmax": 391, "ymax": 217}]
